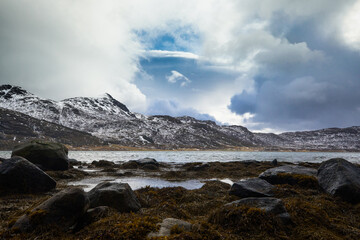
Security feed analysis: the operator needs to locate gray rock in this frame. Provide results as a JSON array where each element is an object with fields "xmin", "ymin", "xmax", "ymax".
[
  {"xmin": 11, "ymin": 140, "xmax": 69, "ymax": 171},
  {"xmin": 136, "ymin": 157, "xmax": 159, "ymax": 166},
  {"xmin": 91, "ymin": 160, "xmax": 115, "ymax": 167},
  {"xmin": 148, "ymin": 218, "xmax": 192, "ymax": 237},
  {"xmin": 226, "ymin": 197, "xmax": 291, "ymax": 223},
  {"xmin": 87, "ymin": 182, "xmax": 141, "ymax": 212},
  {"xmin": 0, "ymin": 156, "xmax": 56, "ymax": 194},
  {"xmin": 12, "ymin": 188, "xmax": 89, "ymax": 232},
  {"xmin": 259, "ymin": 165, "xmax": 317, "ymax": 184},
  {"xmin": 68, "ymin": 158, "xmax": 81, "ymax": 166},
  {"xmin": 317, "ymin": 158, "xmax": 360, "ymax": 203},
  {"xmin": 272, "ymin": 159, "xmax": 278, "ymax": 166},
  {"xmin": 229, "ymin": 178, "xmax": 274, "ymax": 198}
]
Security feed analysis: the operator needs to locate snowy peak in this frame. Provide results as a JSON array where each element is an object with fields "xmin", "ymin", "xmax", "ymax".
[{"xmin": 0, "ymin": 84, "xmax": 32, "ymax": 99}]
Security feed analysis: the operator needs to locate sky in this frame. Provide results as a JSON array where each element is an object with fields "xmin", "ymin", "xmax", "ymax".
[{"xmin": 1, "ymin": 0, "xmax": 360, "ymax": 133}]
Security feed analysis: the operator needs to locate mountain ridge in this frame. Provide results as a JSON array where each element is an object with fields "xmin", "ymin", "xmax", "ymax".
[{"xmin": 1, "ymin": 84, "xmax": 359, "ymax": 151}]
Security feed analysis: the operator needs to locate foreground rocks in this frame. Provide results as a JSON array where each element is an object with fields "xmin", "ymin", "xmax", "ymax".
[
  {"xmin": 229, "ymin": 178, "xmax": 274, "ymax": 198},
  {"xmin": 259, "ymin": 165, "xmax": 317, "ymax": 185},
  {"xmin": 0, "ymin": 156, "xmax": 56, "ymax": 194},
  {"xmin": 11, "ymin": 140, "xmax": 69, "ymax": 171},
  {"xmin": 317, "ymin": 158, "xmax": 360, "ymax": 203},
  {"xmin": 88, "ymin": 182, "xmax": 141, "ymax": 212},
  {"xmin": 225, "ymin": 197, "xmax": 291, "ymax": 223},
  {"xmin": 12, "ymin": 188, "xmax": 89, "ymax": 232}
]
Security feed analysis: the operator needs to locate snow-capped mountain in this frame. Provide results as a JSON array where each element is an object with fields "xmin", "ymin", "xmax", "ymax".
[{"xmin": 1, "ymin": 84, "xmax": 360, "ymax": 150}]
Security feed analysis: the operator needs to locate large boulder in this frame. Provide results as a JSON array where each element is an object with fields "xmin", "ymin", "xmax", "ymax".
[
  {"xmin": 259, "ymin": 165, "xmax": 317, "ymax": 185},
  {"xmin": 11, "ymin": 140, "xmax": 69, "ymax": 171},
  {"xmin": 87, "ymin": 182, "xmax": 141, "ymax": 212},
  {"xmin": 0, "ymin": 156, "xmax": 56, "ymax": 194},
  {"xmin": 229, "ymin": 178, "xmax": 274, "ymax": 198},
  {"xmin": 148, "ymin": 218, "xmax": 193, "ymax": 238},
  {"xmin": 226, "ymin": 197, "xmax": 291, "ymax": 223},
  {"xmin": 317, "ymin": 158, "xmax": 360, "ymax": 203},
  {"xmin": 12, "ymin": 188, "xmax": 89, "ymax": 232}
]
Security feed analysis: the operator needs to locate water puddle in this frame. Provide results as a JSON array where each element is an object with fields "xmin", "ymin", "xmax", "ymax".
[{"xmin": 68, "ymin": 177, "xmax": 205, "ymax": 192}]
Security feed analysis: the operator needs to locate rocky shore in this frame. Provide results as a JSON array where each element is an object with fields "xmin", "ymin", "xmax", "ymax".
[{"xmin": 1, "ymin": 141, "xmax": 360, "ymax": 239}]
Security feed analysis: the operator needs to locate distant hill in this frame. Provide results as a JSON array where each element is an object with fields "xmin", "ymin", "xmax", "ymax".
[{"xmin": 1, "ymin": 84, "xmax": 359, "ymax": 151}]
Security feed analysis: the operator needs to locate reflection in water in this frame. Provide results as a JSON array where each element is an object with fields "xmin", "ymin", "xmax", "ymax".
[{"xmin": 69, "ymin": 177, "xmax": 205, "ymax": 192}]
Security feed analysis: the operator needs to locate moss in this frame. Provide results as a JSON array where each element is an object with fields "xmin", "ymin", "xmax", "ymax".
[{"xmin": 276, "ymin": 173, "xmax": 319, "ymax": 188}]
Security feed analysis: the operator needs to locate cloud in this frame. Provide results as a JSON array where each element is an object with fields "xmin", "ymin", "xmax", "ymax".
[
  {"xmin": 145, "ymin": 99, "xmax": 217, "ymax": 122},
  {"xmin": 166, "ymin": 70, "xmax": 191, "ymax": 87}
]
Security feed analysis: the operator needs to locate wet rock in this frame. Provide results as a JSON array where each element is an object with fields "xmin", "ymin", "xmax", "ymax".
[
  {"xmin": 259, "ymin": 165, "xmax": 317, "ymax": 185},
  {"xmin": 91, "ymin": 160, "xmax": 115, "ymax": 168},
  {"xmin": 68, "ymin": 158, "xmax": 81, "ymax": 166},
  {"xmin": 87, "ymin": 182, "xmax": 141, "ymax": 212},
  {"xmin": 187, "ymin": 162, "xmax": 210, "ymax": 171},
  {"xmin": 141, "ymin": 163, "xmax": 159, "ymax": 170},
  {"xmin": 11, "ymin": 140, "xmax": 69, "ymax": 171},
  {"xmin": 121, "ymin": 161, "xmax": 139, "ymax": 169},
  {"xmin": 12, "ymin": 188, "xmax": 89, "ymax": 232},
  {"xmin": 229, "ymin": 178, "xmax": 274, "ymax": 198},
  {"xmin": 136, "ymin": 158, "xmax": 159, "ymax": 166},
  {"xmin": 226, "ymin": 197, "xmax": 291, "ymax": 223},
  {"xmin": 148, "ymin": 218, "xmax": 193, "ymax": 237},
  {"xmin": 272, "ymin": 159, "xmax": 278, "ymax": 166},
  {"xmin": 0, "ymin": 156, "xmax": 56, "ymax": 194},
  {"xmin": 317, "ymin": 158, "xmax": 360, "ymax": 203}
]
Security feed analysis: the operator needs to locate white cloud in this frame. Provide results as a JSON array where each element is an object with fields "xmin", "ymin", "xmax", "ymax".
[
  {"xmin": 166, "ymin": 71, "xmax": 191, "ymax": 87},
  {"xmin": 145, "ymin": 50, "xmax": 199, "ymax": 59}
]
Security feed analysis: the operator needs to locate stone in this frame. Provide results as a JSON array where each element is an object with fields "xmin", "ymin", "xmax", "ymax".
[
  {"xmin": 148, "ymin": 218, "xmax": 192, "ymax": 237},
  {"xmin": 229, "ymin": 178, "xmax": 274, "ymax": 198},
  {"xmin": 136, "ymin": 158, "xmax": 159, "ymax": 166},
  {"xmin": 188, "ymin": 162, "xmax": 210, "ymax": 171},
  {"xmin": 11, "ymin": 140, "xmax": 69, "ymax": 171},
  {"xmin": 317, "ymin": 158, "xmax": 360, "ymax": 203},
  {"xmin": 68, "ymin": 158, "xmax": 81, "ymax": 166},
  {"xmin": 272, "ymin": 159, "xmax": 278, "ymax": 166},
  {"xmin": 259, "ymin": 165, "xmax": 317, "ymax": 184},
  {"xmin": 12, "ymin": 188, "xmax": 89, "ymax": 232},
  {"xmin": 226, "ymin": 197, "xmax": 291, "ymax": 223},
  {"xmin": 91, "ymin": 160, "xmax": 115, "ymax": 168},
  {"xmin": 0, "ymin": 156, "xmax": 56, "ymax": 194},
  {"xmin": 87, "ymin": 182, "xmax": 141, "ymax": 212}
]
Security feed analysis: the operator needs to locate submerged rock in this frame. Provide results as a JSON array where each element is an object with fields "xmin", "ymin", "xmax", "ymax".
[
  {"xmin": 0, "ymin": 156, "xmax": 56, "ymax": 194},
  {"xmin": 148, "ymin": 218, "xmax": 193, "ymax": 237},
  {"xmin": 259, "ymin": 165, "xmax": 317, "ymax": 185},
  {"xmin": 87, "ymin": 182, "xmax": 141, "ymax": 212},
  {"xmin": 11, "ymin": 140, "xmax": 69, "ymax": 171},
  {"xmin": 226, "ymin": 197, "xmax": 291, "ymax": 223},
  {"xmin": 317, "ymin": 158, "xmax": 360, "ymax": 203},
  {"xmin": 12, "ymin": 188, "xmax": 89, "ymax": 232},
  {"xmin": 230, "ymin": 178, "xmax": 274, "ymax": 198}
]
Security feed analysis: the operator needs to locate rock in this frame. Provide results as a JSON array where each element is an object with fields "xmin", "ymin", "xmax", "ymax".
[
  {"xmin": 75, "ymin": 206, "xmax": 110, "ymax": 230},
  {"xmin": 259, "ymin": 165, "xmax": 317, "ymax": 185},
  {"xmin": 136, "ymin": 158, "xmax": 159, "ymax": 166},
  {"xmin": 87, "ymin": 182, "xmax": 141, "ymax": 212},
  {"xmin": 229, "ymin": 178, "xmax": 274, "ymax": 198},
  {"xmin": 11, "ymin": 140, "xmax": 69, "ymax": 171},
  {"xmin": 226, "ymin": 197, "xmax": 291, "ymax": 223},
  {"xmin": 68, "ymin": 158, "xmax": 81, "ymax": 166},
  {"xmin": 188, "ymin": 162, "xmax": 210, "ymax": 171},
  {"xmin": 121, "ymin": 161, "xmax": 139, "ymax": 169},
  {"xmin": 12, "ymin": 188, "xmax": 89, "ymax": 232},
  {"xmin": 0, "ymin": 156, "xmax": 56, "ymax": 194},
  {"xmin": 91, "ymin": 160, "xmax": 115, "ymax": 168},
  {"xmin": 317, "ymin": 158, "xmax": 360, "ymax": 203},
  {"xmin": 272, "ymin": 159, "xmax": 278, "ymax": 166},
  {"xmin": 141, "ymin": 163, "xmax": 159, "ymax": 170},
  {"xmin": 148, "ymin": 218, "xmax": 193, "ymax": 237}
]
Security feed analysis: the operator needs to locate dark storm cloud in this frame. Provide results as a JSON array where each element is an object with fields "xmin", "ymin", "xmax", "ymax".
[{"xmin": 229, "ymin": 4, "xmax": 360, "ymax": 131}]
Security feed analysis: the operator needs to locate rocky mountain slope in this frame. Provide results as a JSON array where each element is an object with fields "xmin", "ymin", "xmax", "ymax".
[
  {"xmin": 1, "ymin": 84, "xmax": 359, "ymax": 150},
  {"xmin": 0, "ymin": 107, "xmax": 104, "ymax": 150}
]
